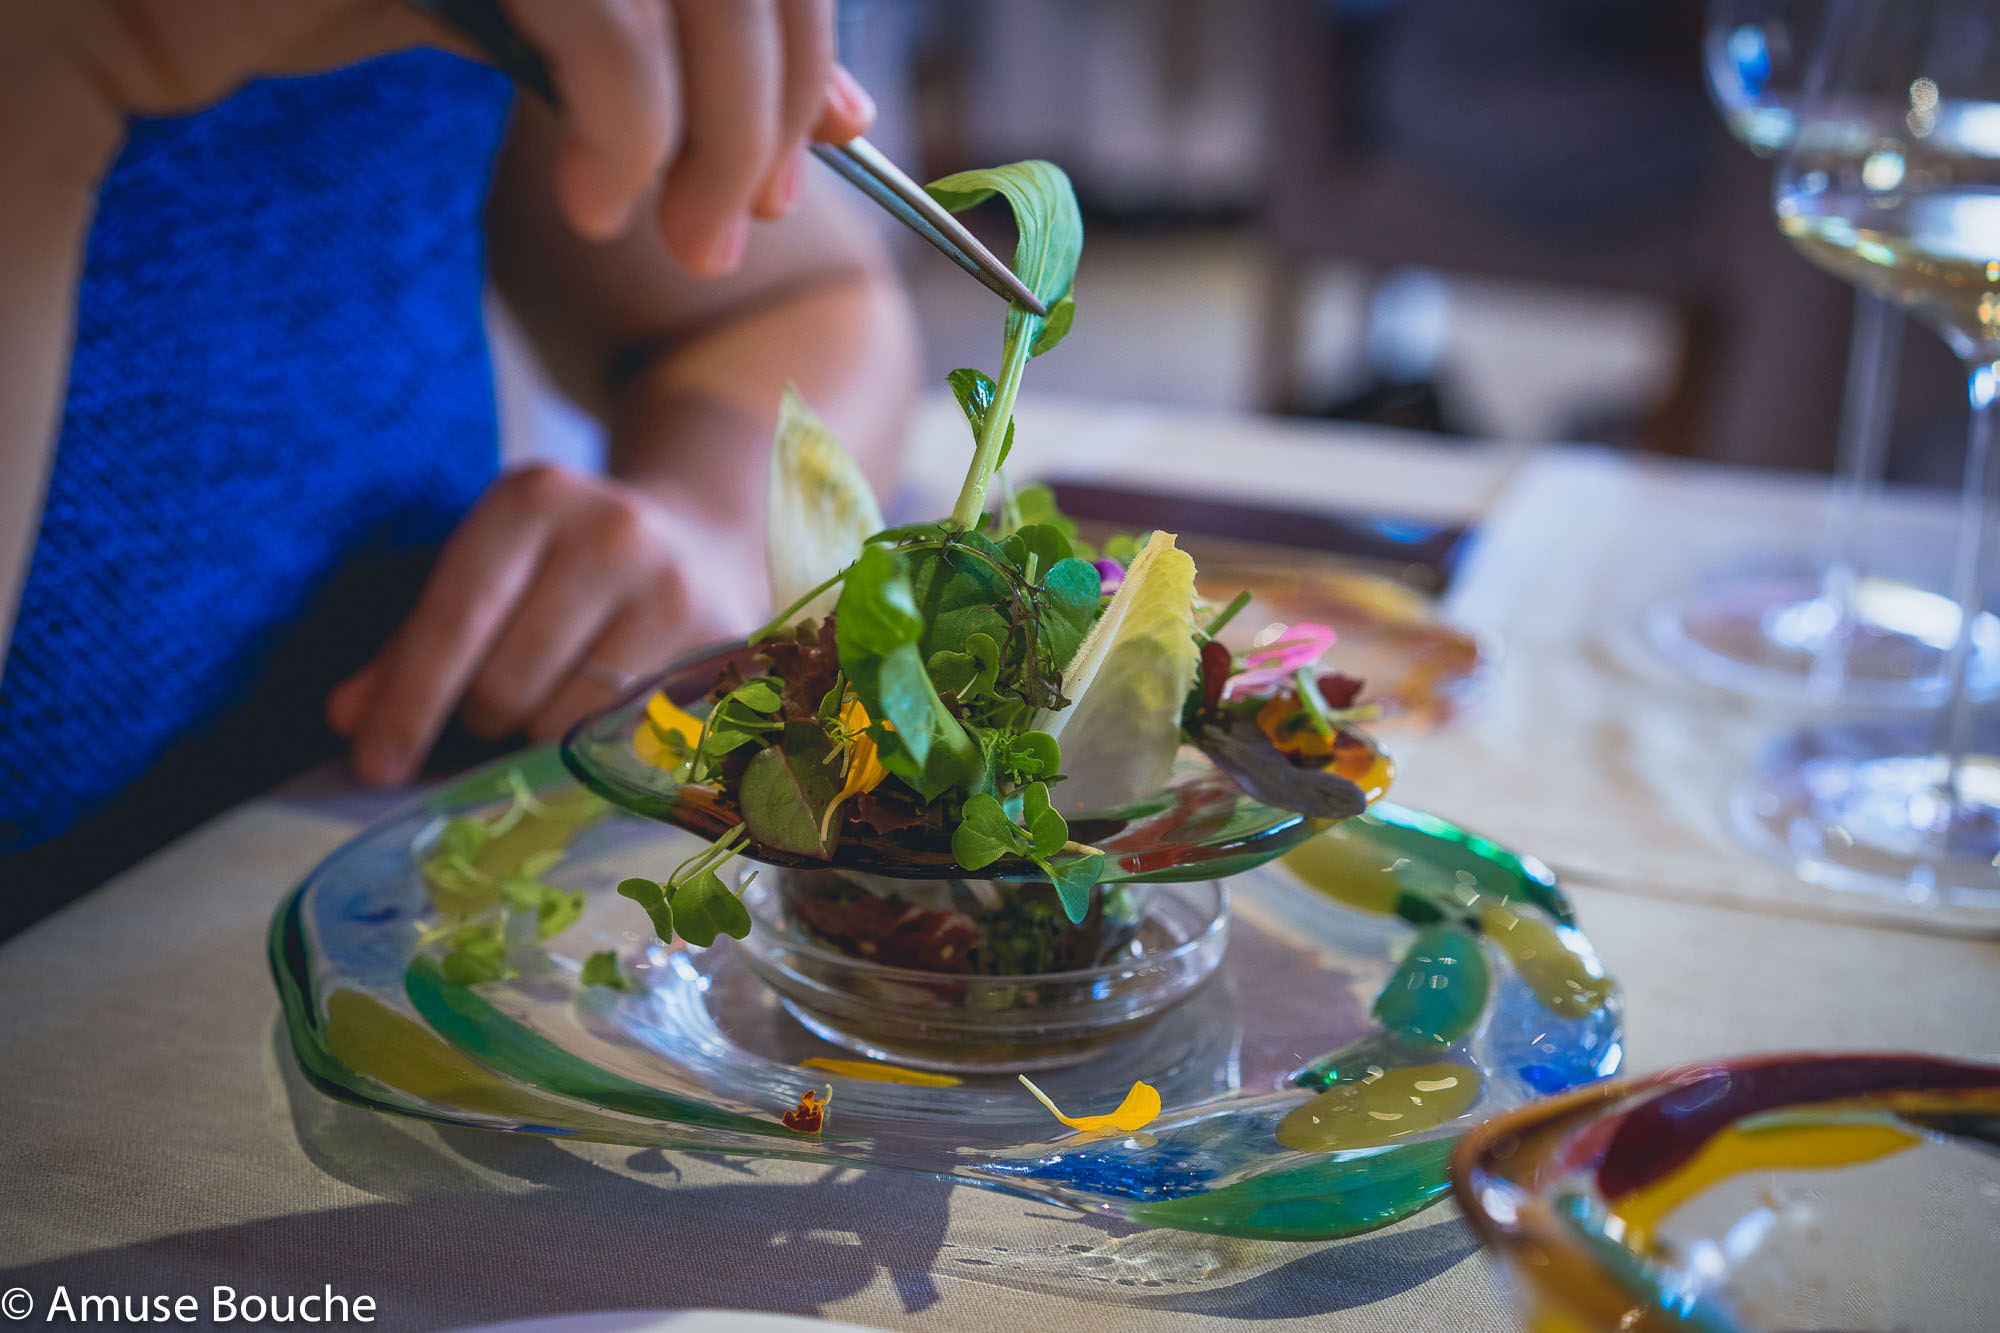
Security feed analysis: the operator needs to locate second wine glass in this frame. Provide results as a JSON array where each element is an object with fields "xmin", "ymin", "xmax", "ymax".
[
  {"xmin": 1647, "ymin": 0, "xmax": 2000, "ymax": 709},
  {"xmin": 1736, "ymin": 0, "xmax": 2000, "ymax": 904}
]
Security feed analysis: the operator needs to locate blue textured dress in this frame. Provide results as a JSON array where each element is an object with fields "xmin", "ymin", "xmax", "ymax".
[{"xmin": 0, "ymin": 51, "xmax": 514, "ymax": 920}]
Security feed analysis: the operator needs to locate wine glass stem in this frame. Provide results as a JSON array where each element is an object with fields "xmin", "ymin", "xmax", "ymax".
[
  {"xmin": 1817, "ymin": 295, "xmax": 1904, "ymax": 624},
  {"xmin": 1932, "ymin": 358, "xmax": 2000, "ymax": 817}
]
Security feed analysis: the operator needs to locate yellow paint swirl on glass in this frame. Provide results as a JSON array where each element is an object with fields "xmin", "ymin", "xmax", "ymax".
[
  {"xmin": 798, "ymin": 1056, "xmax": 962, "ymax": 1087},
  {"xmin": 1276, "ymin": 1062, "xmax": 1482, "ymax": 1152},
  {"xmin": 1476, "ymin": 900, "xmax": 1613, "ymax": 1018},
  {"xmin": 1608, "ymin": 1113, "xmax": 1923, "ymax": 1250},
  {"xmin": 1279, "ymin": 822, "xmax": 1404, "ymax": 916}
]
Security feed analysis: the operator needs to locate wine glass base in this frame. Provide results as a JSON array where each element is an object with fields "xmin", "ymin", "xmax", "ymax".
[
  {"xmin": 1732, "ymin": 719, "xmax": 2000, "ymax": 906},
  {"xmin": 1645, "ymin": 571, "xmax": 2000, "ymax": 708}
]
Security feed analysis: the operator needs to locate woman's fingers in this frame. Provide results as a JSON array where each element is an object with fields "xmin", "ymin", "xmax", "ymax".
[
  {"xmin": 752, "ymin": 0, "xmax": 834, "ymax": 219},
  {"xmin": 655, "ymin": 0, "xmax": 781, "ymax": 273},
  {"xmin": 339, "ymin": 474, "xmax": 552, "ymax": 784},
  {"xmin": 455, "ymin": 498, "xmax": 661, "ymax": 738},
  {"xmin": 502, "ymin": 0, "xmax": 681, "ymax": 240},
  {"xmin": 524, "ymin": 598, "xmax": 687, "ymax": 742},
  {"xmin": 811, "ymin": 63, "xmax": 877, "ymax": 144}
]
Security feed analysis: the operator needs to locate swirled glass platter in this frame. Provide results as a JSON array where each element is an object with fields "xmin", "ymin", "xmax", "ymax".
[{"xmin": 271, "ymin": 749, "xmax": 1622, "ymax": 1241}]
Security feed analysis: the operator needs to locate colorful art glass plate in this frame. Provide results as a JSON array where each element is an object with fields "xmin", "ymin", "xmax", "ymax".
[
  {"xmin": 1451, "ymin": 1052, "xmax": 2000, "ymax": 1332},
  {"xmin": 271, "ymin": 749, "xmax": 1622, "ymax": 1241}
]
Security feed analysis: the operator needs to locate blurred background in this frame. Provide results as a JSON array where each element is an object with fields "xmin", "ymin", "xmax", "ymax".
[{"xmin": 501, "ymin": 0, "xmax": 1975, "ymax": 487}]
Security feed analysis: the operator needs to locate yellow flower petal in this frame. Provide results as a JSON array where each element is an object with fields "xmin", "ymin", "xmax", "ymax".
[
  {"xmin": 799, "ymin": 1057, "xmax": 962, "ymax": 1087},
  {"xmin": 633, "ymin": 694, "xmax": 703, "ymax": 772},
  {"xmin": 1019, "ymin": 1075, "xmax": 1162, "ymax": 1134},
  {"xmin": 818, "ymin": 698, "xmax": 891, "ymax": 842},
  {"xmin": 646, "ymin": 693, "xmax": 703, "ymax": 746}
]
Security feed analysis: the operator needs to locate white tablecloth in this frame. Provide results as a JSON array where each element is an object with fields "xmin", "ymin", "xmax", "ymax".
[{"xmin": 4, "ymin": 399, "xmax": 1996, "ymax": 1332}]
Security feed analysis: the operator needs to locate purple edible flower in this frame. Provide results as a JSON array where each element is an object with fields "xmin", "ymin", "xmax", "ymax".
[{"xmin": 1093, "ymin": 558, "xmax": 1124, "ymax": 594}]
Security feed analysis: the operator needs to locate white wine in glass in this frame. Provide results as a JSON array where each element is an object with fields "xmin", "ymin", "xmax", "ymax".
[
  {"xmin": 1738, "ymin": 0, "xmax": 2000, "ymax": 903},
  {"xmin": 1645, "ymin": 0, "xmax": 2000, "ymax": 710}
]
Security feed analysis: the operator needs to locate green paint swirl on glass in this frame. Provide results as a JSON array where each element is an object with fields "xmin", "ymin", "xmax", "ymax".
[
  {"xmin": 1372, "ymin": 924, "xmax": 1489, "ymax": 1048},
  {"xmin": 1121, "ymin": 1138, "xmax": 1456, "ymax": 1240},
  {"xmin": 404, "ymin": 955, "xmax": 797, "ymax": 1140}
]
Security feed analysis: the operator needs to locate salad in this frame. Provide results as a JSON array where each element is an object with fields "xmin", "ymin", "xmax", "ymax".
[{"xmin": 616, "ymin": 161, "xmax": 1387, "ymax": 952}]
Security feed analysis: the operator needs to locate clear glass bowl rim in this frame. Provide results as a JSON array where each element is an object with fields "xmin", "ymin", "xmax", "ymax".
[{"xmin": 738, "ymin": 875, "xmax": 1230, "ymax": 985}]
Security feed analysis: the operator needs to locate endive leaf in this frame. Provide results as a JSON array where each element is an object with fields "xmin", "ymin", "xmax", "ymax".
[
  {"xmin": 765, "ymin": 383, "xmax": 883, "ymax": 620},
  {"xmin": 1033, "ymin": 531, "xmax": 1198, "ymax": 814}
]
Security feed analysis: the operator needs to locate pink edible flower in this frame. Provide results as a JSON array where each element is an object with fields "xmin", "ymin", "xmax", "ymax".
[{"xmin": 1225, "ymin": 622, "xmax": 1339, "ymax": 697}]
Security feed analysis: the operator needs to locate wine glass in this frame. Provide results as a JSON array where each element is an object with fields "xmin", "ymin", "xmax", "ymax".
[
  {"xmin": 1646, "ymin": 0, "xmax": 2000, "ymax": 709},
  {"xmin": 1736, "ymin": 0, "xmax": 2000, "ymax": 902}
]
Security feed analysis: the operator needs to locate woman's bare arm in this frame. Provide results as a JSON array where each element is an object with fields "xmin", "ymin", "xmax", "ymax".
[
  {"xmin": 0, "ymin": 55, "xmax": 123, "ymax": 664},
  {"xmin": 326, "ymin": 96, "xmax": 921, "ymax": 780}
]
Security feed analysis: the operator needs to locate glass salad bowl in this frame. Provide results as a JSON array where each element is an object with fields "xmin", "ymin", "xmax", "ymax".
[
  {"xmin": 559, "ymin": 640, "xmax": 1395, "ymax": 888},
  {"xmin": 271, "ymin": 748, "xmax": 1624, "ymax": 1241}
]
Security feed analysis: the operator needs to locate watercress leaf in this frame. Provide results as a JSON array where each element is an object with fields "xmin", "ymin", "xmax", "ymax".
[
  {"xmin": 1013, "ymin": 523, "xmax": 1075, "ymax": 574},
  {"xmin": 1032, "ymin": 850, "xmax": 1105, "ymax": 924},
  {"xmin": 952, "ymin": 793, "xmax": 1032, "ymax": 870},
  {"xmin": 1196, "ymin": 714, "xmax": 1369, "ymax": 822},
  {"xmin": 928, "ymin": 647, "xmax": 977, "ymax": 697},
  {"xmin": 579, "ymin": 950, "xmax": 640, "ymax": 994},
  {"xmin": 438, "ymin": 817, "xmax": 486, "ymax": 863},
  {"xmin": 946, "ymin": 367, "xmax": 1017, "ymax": 468},
  {"xmin": 1028, "ymin": 294, "xmax": 1076, "ymax": 357},
  {"xmin": 996, "ymin": 729, "xmax": 1061, "ymax": 781},
  {"xmin": 696, "ymin": 678, "xmax": 787, "ymax": 768},
  {"xmin": 739, "ymin": 722, "xmax": 842, "ymax": 858},
  {"xmin": 1020, "ymin": 782, "xmax": 1068, "ymax": 858},
  {"xmin": 1037, "ymin": 557, "xmax": 1102, "ymax": 669},
  {"xmin": 536, "ymin": 887, "xmax": 585, "ymax": 940},
  {"xmin": 929, "ymin": 632, "xmax": 1001, "ymax": 701},
  {"xmin": 617, "ymin": 876, "xmax": 677, "ymax": 944},
  {"xmin": 439, "ymin": 922, "xmax": 510, "ymax": 986},
  {"xmin": 666, "ymin": 869, "xmax": 752, "ymax": 948}
]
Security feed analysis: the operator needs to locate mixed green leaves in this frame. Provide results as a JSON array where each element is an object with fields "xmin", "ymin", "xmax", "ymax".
[
  {"xmin": 417, "ymin": 770, "xmax": 604, "ymax": 984},
  {"xmin": 602, "ymin": 156, "xmax": 1383, "ymax": 959}
]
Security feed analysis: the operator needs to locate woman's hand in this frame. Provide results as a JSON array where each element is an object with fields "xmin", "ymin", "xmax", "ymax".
[
  {"xmin": 10, "ymin": 0, "xmax": 874, "ymax": 271},
  {"xmin": 325, "ymin": 463, "xmax": 765, "ymax": 785}
]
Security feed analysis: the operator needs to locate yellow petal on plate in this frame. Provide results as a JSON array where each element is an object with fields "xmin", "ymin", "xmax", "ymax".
[
  {"xmin": 799, "ymin": 1056, "xmax": 962, "ymax": 1087},
  {"xmin": 1019, "ymin": 1075, "xmax": 1162, "ymax": 1133}
]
